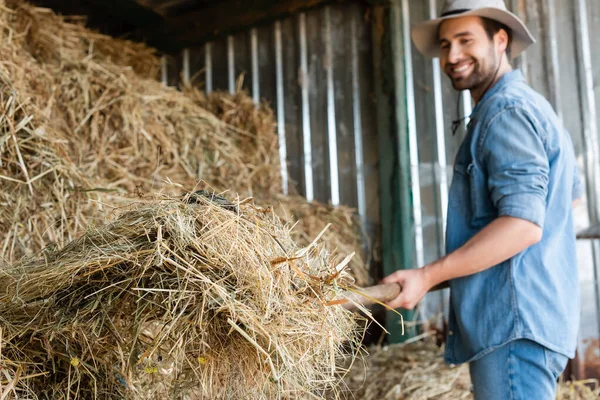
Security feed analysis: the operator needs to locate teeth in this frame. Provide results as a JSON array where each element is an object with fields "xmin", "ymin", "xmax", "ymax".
[{"xmin": 454, "ymin": 65, "xmax": 469, "ymax": 73}]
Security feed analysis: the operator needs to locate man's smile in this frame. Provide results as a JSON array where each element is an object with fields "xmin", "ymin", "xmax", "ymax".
[{"xmin": 448, "ymin": 61, "xmax": 475, "ymax": 80}]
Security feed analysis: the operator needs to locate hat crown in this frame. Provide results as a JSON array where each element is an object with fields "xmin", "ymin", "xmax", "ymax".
[{"xmin": 442, "ymin": 0, "xmax": 508, "ymax": 14}]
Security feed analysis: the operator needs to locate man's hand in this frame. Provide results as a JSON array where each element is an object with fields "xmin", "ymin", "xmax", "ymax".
[{"xmin": 381, "ymin": 267, "xmax": 432, "ymax": 310}]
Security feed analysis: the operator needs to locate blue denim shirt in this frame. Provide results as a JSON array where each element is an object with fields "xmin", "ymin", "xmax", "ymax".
[{"xmin": 444, "ymin": 70, "xmax": 583, "ymax": 364}]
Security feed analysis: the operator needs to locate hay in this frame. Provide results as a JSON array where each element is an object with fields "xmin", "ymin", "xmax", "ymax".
[
  {"xmin": 1, "ymin": 0, "xmax": 251, "ymax": 262},
  {"xmin": 338, "ymin": 340, "xmax": 600, "ymax": 400},
  {"xmin": 275, "ymin": 195, "xmax": 370, "ymax": 286},
  {"xmin": 0, "ymin": 0, "xmax": 370, "ymax": 287},
  {"xmin": 188, "ymin": 86, "xmax": 371, "ymax": 286},
  {"xmin": 338, "ymin": 341, "xmax": 471, "ymax": 400},
  {"xmin": 185, "ymin": 84, "xmax": 283, "ymax": 199},
  {"xmin": 0, "ymin": 195, "xmax": 363, "ymax": 399}
]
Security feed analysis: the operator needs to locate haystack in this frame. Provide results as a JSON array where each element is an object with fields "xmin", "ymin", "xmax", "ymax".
[
  {"xmin": 189, "ymin": 87, "xmax": 371, "ymax": 285},
  {"xmin": 0, "ymin": 0, "xmax": 370, "ymax": 286},
  {"xmin": 0, "ymin": 0, "xmax": 247, "ymax": 262},
  {"xmin": 0, "ymin": 194, "xmax": 362, "ymax": 399}
]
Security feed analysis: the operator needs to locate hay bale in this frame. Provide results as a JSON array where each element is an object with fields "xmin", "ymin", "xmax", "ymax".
[
  {"xmin": 0, "ymin": 0, "xmax": 370, "ymax": 288},
  {"xmin": 0, "ymin": 195, "xmax": 363, "ymax": 399}
]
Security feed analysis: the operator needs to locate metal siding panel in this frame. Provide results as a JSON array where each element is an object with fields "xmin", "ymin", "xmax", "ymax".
[
  {"xmin": 350, "ymin": 3, "xmax": 366, "ymax": 219},
  {"xmin": 391, "ymin": 0, "xmax": 418, "ymax": 338},
  {"xmin": 554, "ymin": 0, "xmax": 584, "ymax": 151},
  {"xmin": 401, "ymin": 0, "xmax": 425, "ymax": 272},
  {"xmin": 409, "ymin": 0, "xmax": 447, "ymax": 321},
  {"xmin": 429, "ymin": 0, "xmax": 448, "ymax": 253},
  {"xmin": 305, "ymin": 9, "xmax": 330, "ymax": 204},
  {"xmin": 166, "ymin": 53, "xmax": 182, "ymax": 87},
  {"xmin": 205, "ymin": 42, "xmax": 213, "ymax": 93},
  {"xmin": 258, "ymin": 24, "xmax": 277, "ymax": 107},
  {"xmin": 227, "ymin": 35, "xmax": 235, "ymax": 93},
  {"xmin": 409, "ymin": 0, "xmax": 442, "ymax": 264},
  {"xmin": 281, "ymin": 16, "xmax": 306, "ymax": 196},
  {"xmin": 251, "ymin": 28, "xmax": 260, "ymax": 103},
  {"xmin": 508, "ymin": 0, "xmax": 529, "ymax": 78},
  {"xmin": 330, "ymin": 4, "xmax": 358, "ymax": 208},
  {"xmin": 182, "ymin": 48, "xmax": 190, "ymax": 85},
  {"xmin": 522, "ymin": 1, "xmax": 551, "ymax": 101},
  {"xmin": 211, "ymin": 37, "xmax": 230, "ymax": 92},
  {"xmin": 372, "ymin": 3, "xmax": 408, "ymax": 341},
  {"xmin": 591, "ymin": 0, "xmax": 600, "ymax": 142},
  {"xmin": 358, "ymin": 6, "xmax": 380, "ymax": 229},
  {"xmin": 187, "ymin": 46, "xmax": 206, "ymax": 89},
  {"xmin": 232, "ymin": 31, "xmax": 252, "ymax": 94},
  {"xmin": 161, "ymin": 55, "xmax": 168, "ymax": 85},
  {"xmin": 325, "ymin": 6, "xmax": 340, "ymax": 206}
]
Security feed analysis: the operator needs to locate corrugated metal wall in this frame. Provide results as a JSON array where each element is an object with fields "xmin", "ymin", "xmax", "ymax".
[
  {"xmin": 162, "ymin": 0, "xmax": 600, "ymax": 377},
  {"xmin": 161, "ymin": 1, "xmax": 381, "ymax": 274}
]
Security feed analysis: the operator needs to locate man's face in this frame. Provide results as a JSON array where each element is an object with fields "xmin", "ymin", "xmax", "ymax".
[{"xmin": 438, "ymin": 16, "xmax": 502, "ymax": 92}]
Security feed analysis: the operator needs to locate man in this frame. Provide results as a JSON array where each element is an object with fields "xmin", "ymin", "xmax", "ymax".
[{"xmin": 382, "ymin": 0, "xmax": 583, "ymax": 398}]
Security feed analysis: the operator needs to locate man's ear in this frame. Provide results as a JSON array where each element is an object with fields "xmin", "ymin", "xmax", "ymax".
[{"xmin": 496, "ymin": 28, "xmax": 509, "ymax": 53}]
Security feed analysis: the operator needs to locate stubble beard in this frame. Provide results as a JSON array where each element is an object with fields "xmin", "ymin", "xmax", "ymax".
[{"xmin": 450, "ymin": 50, "xmax": 499, "ymax": 94}]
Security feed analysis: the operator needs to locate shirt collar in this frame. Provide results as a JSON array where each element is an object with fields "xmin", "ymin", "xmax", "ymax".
[{"xmin": 471, "ymin": 69, "xmax": 525, "ymax": 115}]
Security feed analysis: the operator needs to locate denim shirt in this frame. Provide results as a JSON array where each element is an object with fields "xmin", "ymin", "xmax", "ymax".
[{"xmin": 444, "ymin": 70, "xmax": 583, "ymax": 364}]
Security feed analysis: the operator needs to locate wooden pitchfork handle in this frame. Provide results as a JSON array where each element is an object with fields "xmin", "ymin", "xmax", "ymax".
[{"xmin": 340, "ymin": 281, "xmax": 450, "ymax": 311}]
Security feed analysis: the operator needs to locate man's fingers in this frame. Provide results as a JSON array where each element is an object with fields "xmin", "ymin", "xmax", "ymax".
[
  {"xmin": 386, "ymin": 294, "xmax": 416, "ymax": 310},
  {"xmin": 381, "ymin": 270, "xmax": 405, "ymax": 284}
]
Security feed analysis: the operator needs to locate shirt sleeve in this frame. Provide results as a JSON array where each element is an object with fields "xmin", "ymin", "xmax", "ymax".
[{"xmin": 480, "ymin": 107, "xmax": 549, "ymax": 228}]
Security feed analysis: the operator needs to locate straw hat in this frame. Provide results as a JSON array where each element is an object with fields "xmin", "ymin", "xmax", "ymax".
[{"xmin": 412, "ymin": 0, "xmax": 535, "ymax": 58}]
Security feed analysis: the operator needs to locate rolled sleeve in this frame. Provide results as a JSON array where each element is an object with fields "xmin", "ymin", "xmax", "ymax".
[{"xmin": 480, "ymin": 107, "xmax": 549, "ymax": 228}]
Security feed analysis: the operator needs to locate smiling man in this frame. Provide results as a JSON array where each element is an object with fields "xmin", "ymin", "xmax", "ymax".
[{"xmin": 381, "ymin": 1, "xmax": 583, "ymax": 399}]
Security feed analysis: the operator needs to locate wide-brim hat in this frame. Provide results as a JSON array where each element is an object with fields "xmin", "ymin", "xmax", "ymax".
[{"xmin": 412, "ymin": 0, "xmax": 535, "ymax": 58}]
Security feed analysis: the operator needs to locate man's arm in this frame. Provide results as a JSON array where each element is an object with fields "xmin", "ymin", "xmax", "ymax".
[
  {"xmin": 382, "ymin": 215, "xmax": 541, "ymax": 309},
  {"xmin": 384, "ymin": 107, "xmax": 549, "ymax": 310}
]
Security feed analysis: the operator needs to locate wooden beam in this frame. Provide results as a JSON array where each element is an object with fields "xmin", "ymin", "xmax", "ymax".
[{"xmin": 83, "ymin": 0, "xmax": 164, "ymax": 27}]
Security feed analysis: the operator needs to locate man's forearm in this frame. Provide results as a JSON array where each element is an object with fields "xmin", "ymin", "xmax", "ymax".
[{"xmin": 423, "ymin": 216, "xmax": 543, "ymax": 288}]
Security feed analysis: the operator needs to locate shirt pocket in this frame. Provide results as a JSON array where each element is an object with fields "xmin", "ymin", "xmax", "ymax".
[
  {"xmin": 449, "ymin": 162, "xmax": 472, "ymax": 218},
  {"xmin": 468, "ymin": 162, "xmax": 496, "ymax": 228}
]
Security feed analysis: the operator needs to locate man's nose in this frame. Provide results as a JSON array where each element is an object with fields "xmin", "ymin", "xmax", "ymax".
[{"xmin": 447, "ymin": 44, "xmax": 462, "ymax": 64}]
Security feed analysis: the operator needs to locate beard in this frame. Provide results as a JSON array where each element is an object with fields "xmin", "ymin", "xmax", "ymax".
[{"xmin": 449, "ymin": 49, "xmax": 499, "ymax": 93}]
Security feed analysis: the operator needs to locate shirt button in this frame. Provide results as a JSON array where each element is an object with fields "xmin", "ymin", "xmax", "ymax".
[{"xmin": 448, "ymin": 330, "xmax": 454, "ymax": 336}]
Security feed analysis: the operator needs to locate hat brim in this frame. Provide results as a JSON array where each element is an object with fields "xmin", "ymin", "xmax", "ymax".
[{"xmin": 411, "ymin": 8, "xmax": 536, "ymax": 58}]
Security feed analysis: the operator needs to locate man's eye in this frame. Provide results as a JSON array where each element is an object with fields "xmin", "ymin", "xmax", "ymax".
[
  {"xmin": 460, "ymin": 39, "xmax": 471, "ymax": 45},
  {"xmin": 440, "ymin": 43, "xmax": 450, "ymax": 50}
]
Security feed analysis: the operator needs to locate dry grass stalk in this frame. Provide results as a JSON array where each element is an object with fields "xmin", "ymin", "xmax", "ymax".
[
  {"xmin": 0, "ymin": 195, "xmax": 363, "ymax": 399},
  {"xmin": 275, "ymin": 195, "xmax": 370, "ymax": 286}
]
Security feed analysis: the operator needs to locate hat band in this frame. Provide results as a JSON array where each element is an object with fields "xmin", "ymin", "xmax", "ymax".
[{"xmin": 441, "ymin": 8, "xmax": 471, "ymax": 17}]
